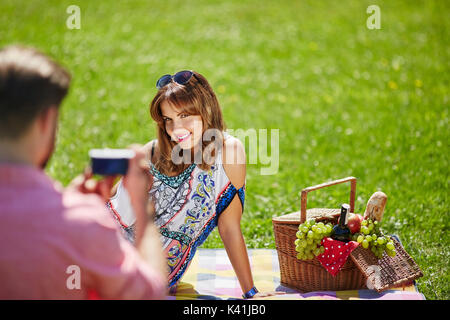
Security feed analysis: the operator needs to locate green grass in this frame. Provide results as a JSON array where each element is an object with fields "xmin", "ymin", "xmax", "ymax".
[{"xmin": 1, "ymin": 0, "xmax": 448, "ymax": 299}]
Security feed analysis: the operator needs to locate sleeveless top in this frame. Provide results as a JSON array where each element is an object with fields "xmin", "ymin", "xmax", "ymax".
[{"xmin": 107, "ymin": 132, "xmax": 245, "ymax": 287}]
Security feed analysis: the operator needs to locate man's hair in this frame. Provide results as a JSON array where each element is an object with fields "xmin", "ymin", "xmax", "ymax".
[{"xmin": 0, "ymin": 45, "xmax": 71, "ymax": 139}]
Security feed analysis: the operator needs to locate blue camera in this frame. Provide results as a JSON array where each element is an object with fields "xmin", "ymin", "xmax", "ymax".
[{"xmin": 89, "ymin": 149, "xmax": 135, "ymax": 175}]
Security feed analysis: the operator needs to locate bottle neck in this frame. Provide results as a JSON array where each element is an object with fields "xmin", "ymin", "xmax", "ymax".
[{"xmin": 339, "ymin": 211, "xmax": 348, "ymax": 227}]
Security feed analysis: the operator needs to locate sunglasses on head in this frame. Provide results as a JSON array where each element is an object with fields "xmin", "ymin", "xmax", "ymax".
[{"xmin": 156, "ymin": 70, "xmax": 196, "ymax": 89}]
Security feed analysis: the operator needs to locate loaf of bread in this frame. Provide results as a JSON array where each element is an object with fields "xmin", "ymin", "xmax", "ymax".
[{"xmin": 363, "ymin": 191, "xmax": 387, "ymax": 222}]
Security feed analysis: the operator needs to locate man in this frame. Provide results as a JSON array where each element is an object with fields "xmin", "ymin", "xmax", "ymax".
[{"xmin": 0, "ymin": 45, "xmax": 167, "ymax": 299}]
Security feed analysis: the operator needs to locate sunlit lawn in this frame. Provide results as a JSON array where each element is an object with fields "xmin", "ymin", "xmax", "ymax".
[{"xmin": 1, "ymin": 0, "xmax": 448, "ymax": 299}]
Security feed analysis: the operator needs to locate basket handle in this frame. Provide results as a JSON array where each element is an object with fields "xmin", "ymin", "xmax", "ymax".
[{"xmin": 300, "ymin": 176, "xmax": 357, "ymax": 223}]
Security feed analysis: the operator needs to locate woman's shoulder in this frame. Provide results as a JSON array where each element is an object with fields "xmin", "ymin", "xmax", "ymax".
[
  {"xmin": 221, "ymin": 134, "xmax": 246, "ymax": 189},
  {"xmin": 222, "ymin": 134, "xmax": 245, "ymax": 162}
]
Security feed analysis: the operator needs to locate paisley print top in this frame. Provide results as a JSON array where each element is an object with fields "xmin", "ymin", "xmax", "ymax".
[{"xmin": 107, "ymin": 132, "xmax": 245, "ymax": 287}]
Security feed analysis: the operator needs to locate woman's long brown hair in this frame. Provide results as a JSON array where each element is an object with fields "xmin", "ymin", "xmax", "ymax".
[{"xmin": 150, "ymin": 71, "xmax": 226, "ymax": 176}]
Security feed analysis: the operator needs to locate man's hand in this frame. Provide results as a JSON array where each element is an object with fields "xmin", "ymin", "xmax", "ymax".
[
  {"xmin": 68, "ymin": 145, "xmax": 152, "ymax": 206},
  {"xmin": 68, "ymin": 167, "xmax": 117, "ymax": 202},
  {"xmin": 69, "ymin": 145, "xmax": 154, "ymax": 248}
]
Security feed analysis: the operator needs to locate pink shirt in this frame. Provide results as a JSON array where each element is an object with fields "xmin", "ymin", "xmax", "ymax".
[{"xmin": 0, "ymin": 164, "xmax": 166, "ymax": 300}]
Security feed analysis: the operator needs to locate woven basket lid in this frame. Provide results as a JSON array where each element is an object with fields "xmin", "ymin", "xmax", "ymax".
[
  {"xmin": 272, "ymin": 208, "xmax": 342, "ymax": 225},
  {"xmin": 350, "ymin": 237, "xmax": 423, "ymax": 292}
]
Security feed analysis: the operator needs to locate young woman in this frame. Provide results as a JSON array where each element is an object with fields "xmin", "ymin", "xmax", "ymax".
[{"xmin": 108, "ymin": 71, "xmax": 279, "ymax": 299}]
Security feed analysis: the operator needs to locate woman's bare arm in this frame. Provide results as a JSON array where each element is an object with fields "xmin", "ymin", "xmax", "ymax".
[
  {"xmin": 218, "ymin": 137, "xmax": 285, "ymax": 298},
  {"xmin": 217, "ymin": 137, "xmax": 254, "ymax": 293}
]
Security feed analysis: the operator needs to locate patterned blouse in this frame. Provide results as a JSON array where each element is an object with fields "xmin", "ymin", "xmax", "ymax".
[{"xmin": 107, "ymin": 132, "xmax": 245, "ymax": 288}]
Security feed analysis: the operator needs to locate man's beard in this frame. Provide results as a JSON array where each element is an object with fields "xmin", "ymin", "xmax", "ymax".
[
  {"xmin": 39, "ymin": 123, "xmax": 57, "ymax": 170},
  {"xmin": 39, "ymin": 141, "xmax": 55, "ymax": 169}
]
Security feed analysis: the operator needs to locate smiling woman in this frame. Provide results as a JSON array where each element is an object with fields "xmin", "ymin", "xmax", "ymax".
[
  {"xmin": 160, "ymin": 101, "xmax": 203, "ymax": 152},
  {"xmin": 107, "ymin": 70, "xmax": 282, "ymax": 299},
  {"xmin": 150, "ymin": 71, "xmax": 226, "ymax": 175}
]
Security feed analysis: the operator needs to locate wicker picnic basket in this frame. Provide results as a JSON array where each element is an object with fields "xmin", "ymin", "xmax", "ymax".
[
  {"xmin": 272, "ymin": 176, "xmax": 423, "ymax": 293},
  {"xmin": 273, "ymin": 177, "xmax": 366, "ymax": 292}
]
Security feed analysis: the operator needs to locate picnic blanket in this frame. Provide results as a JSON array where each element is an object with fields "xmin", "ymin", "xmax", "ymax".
[{"xmin": 168, "ymin": 249, "xmax": 425, "ymax": 300}]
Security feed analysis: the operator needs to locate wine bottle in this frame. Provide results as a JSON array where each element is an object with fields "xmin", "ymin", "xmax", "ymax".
[{"xmin": 332, "ymin": 204, "xmax": 351, "ymax": 242}]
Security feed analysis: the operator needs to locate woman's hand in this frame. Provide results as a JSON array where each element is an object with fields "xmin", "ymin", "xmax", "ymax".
[{"xmin": 252, "ymin": 291, "xmax": 287, "ymax": 299}]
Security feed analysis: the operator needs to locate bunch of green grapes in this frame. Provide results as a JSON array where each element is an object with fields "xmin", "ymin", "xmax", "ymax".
[
  {"xmin": 351, "ymin": 219, "xmax": 397, "ymax": 259},
  {"xmin": 295, "ymin": 219, "xmax": 333, "ymax": 260}
]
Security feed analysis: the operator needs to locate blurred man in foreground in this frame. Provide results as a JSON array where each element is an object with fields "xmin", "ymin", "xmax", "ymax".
[{"xmin": 0, "ymin": 45, "xmax": 167, "ymax": 299}]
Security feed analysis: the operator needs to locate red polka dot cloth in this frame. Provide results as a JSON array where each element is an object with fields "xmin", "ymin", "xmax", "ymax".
[{"xmin": 317, "ymin": 237, "xmax": 360, "ymax": 276}]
